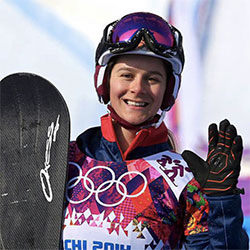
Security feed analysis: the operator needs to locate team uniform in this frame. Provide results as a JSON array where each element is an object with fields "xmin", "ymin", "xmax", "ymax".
[
  {"xmin": 62, "ymin": 12, "xmax": 248, "ymax": 249},
  {"xmin": 62, "ymin": 114, "xmax": 248, "ymax": 249}
]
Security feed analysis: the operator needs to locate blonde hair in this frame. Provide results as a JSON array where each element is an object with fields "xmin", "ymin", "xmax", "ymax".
[{"xmin": 167, "ymin": 129, "xmax": 178, "ymax": 152}]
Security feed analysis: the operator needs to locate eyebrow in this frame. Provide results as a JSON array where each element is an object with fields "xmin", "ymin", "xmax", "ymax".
[
  {"xmin": 147, "ymin": 70, "xmax": 165, "ymax": 78},
  {"xmin": 117, "ymin": 67, "xmax": 165, "ymax": 78}
]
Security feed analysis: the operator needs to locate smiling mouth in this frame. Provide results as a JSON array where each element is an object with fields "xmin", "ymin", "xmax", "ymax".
[{"xmin": 125, "ymin": 100, "xmax": 148, "ymax": 107}]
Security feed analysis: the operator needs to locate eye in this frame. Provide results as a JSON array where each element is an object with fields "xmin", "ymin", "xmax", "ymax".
[
  {"xmin": 120, "ymin": 72, "xmax": 134, "ymax": 80},
  {"xmin": 148, "ymin": 76, "xmax": 161, "ymax": 84}
]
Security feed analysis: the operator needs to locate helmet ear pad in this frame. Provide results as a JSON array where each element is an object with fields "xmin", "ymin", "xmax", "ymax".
[
  {"xmin": 94, "ymin": 61, "xmax": 116, "ymax": 104},
  {"xmin": 161, "ymin": 73, "xmax": 176, "ymax": 110},
  {"xmin": 102, "ymin": 72, "xmax": 110, "ymax": 104},
  {"xmin": 94, "ymin": 65, "xmax": 107, "ymax": 103},
  {"xmin": 160, "ymin": 61, "xmax": 180, "ymax": 111}
]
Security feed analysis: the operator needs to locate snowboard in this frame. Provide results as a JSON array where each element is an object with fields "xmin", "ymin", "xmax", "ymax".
[{"xmin": 0, "ymin": 73, "xmax": 70, "ymax": 249}]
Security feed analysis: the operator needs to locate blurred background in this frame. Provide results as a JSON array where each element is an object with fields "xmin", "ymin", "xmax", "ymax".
[{"xmin": 1, "ymin": 0, "xmax": 250, "ymax": 239}]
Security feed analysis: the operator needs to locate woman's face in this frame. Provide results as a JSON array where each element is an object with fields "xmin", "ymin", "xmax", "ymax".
[{"xmin": 109, "ymin": 54, "xmax": 167, "ymax": 125}]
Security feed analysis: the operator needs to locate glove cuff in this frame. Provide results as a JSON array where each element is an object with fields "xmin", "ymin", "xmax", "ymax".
[{"xmin": 205, "ymin": 187, "xmax": 245, "ymax": 197}]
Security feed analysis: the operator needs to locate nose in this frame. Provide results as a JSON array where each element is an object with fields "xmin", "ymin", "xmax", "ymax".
[{"xmin": 129, "ymin": 76, "xmax": 146, "ymax": 94}]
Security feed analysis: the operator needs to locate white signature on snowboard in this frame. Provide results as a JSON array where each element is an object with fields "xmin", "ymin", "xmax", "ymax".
[{"xmin": 40, "ymin": 115, "xmax": 60, "ymax": 202}]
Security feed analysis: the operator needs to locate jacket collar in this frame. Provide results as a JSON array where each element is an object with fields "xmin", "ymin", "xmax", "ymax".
[{"xmin": 101, "ymin": 114, "xmax": 169, "ymax": 160}]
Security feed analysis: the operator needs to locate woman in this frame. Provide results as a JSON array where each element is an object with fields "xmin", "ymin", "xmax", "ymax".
[{"xmin": 62, "ymin": 12, "xmax": 248, "ymax": 249}]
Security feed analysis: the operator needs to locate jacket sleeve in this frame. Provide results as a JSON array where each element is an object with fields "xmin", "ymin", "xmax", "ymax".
[{"xmin": 184, "ymin": 194, "xmax": 249, "ymax": 249}]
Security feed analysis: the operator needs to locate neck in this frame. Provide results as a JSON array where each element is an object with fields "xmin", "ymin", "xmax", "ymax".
[
  {"xmin": 112, "ymin": 121, "xmax": 138, "ymax": 153},
  {"xmin": 107, "ymin": 104, "xmax": 166, "ymax": 153}
]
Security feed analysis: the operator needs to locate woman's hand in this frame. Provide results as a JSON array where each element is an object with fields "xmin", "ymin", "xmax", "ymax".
[{"xmin": 182, "ymin": 119, "xmax": 244, "ymax": 196}]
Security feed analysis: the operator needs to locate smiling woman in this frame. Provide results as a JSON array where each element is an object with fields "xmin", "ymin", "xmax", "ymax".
[
  {"xmin": 109, "ymin": 55, "xmax": 166, "ymax": 126},
  {"xmin": 62, "ymin": 12, "xmax": 249, "ymax": 249},
  {"xmin": 109, "ymin": 55, "xmax": 167, "ymax": 151}
]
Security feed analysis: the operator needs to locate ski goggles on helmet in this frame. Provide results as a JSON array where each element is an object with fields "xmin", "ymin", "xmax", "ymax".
[{"xmin": 102, "ymin": 12, "xmax": 183, "ymax": 59}]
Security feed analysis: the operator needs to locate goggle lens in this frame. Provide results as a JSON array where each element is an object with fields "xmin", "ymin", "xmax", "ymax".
[{"xmin": 111, "ymin": 12, "xmax": 174, "ymax": 47}]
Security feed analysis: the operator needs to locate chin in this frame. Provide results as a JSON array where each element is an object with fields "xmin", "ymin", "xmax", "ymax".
[
  {"xmin": 124, "ymin": 117, "xmax": 148, "ymax": 125},
  {"xmin": 120, "ymin": 111, "xmax": 154, "ymax": 125}
]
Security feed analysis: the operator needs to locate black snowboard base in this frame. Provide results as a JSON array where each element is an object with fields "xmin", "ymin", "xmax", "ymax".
[{"xmin": 0, "ymin": 73, "xmax": 70, "ymax": 249}]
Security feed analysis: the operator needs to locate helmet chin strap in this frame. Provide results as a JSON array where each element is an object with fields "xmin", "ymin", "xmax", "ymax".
[{"xmin": 107, "ymin": 105, "xmax": 166, "ymax": 130}]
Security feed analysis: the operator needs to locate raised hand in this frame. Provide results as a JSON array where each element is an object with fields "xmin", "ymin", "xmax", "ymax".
[{"xmin": 182, "ymin": 119, "xmax": 244, "ymax": 196}]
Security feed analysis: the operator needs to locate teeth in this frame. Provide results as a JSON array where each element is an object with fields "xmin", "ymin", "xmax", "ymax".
[{"xmin": 126, "ymin": 100, "xmax": 147, "ymax": 107}]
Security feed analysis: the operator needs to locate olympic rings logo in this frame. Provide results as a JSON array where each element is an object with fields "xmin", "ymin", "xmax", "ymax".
[{"xmin": 66, "ymin": 162, "xmax": 148, "ymax": 207}]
